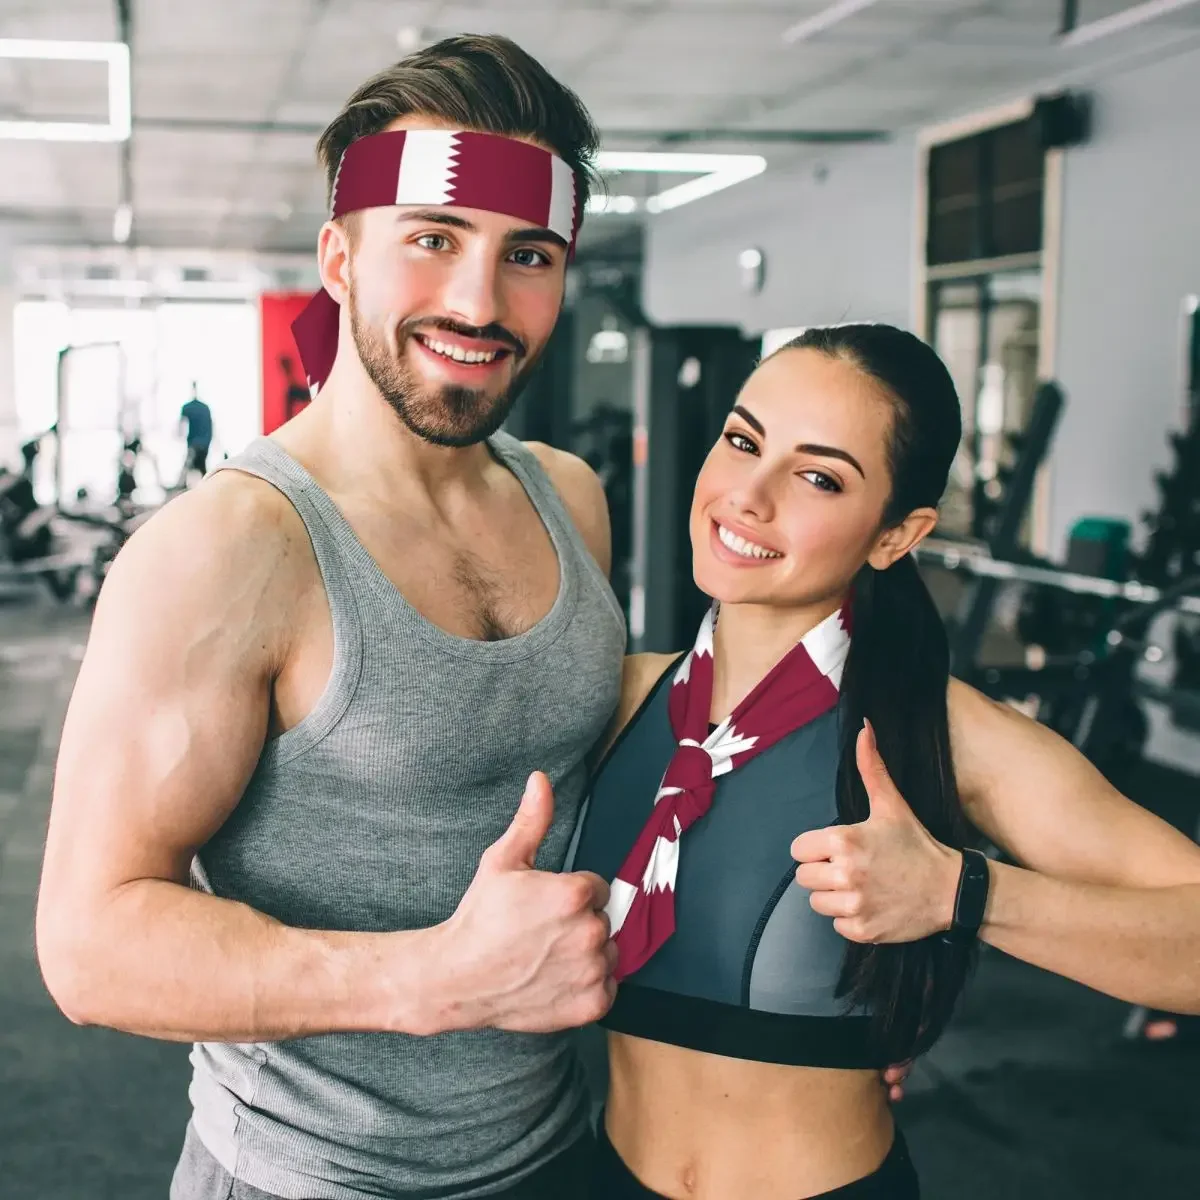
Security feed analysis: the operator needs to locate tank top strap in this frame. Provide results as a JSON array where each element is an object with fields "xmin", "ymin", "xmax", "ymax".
[
  {"xmin": 488, "ymin": 432, "xmax": 576, "ymax": 541},
  {"xmin": 211, "ymin": 438, "xmax": 365, "ymax": 765},
  {"xmin": 489, "ymin": 431, "xmax": 624, "ymax": 627},
  {"xmin": 216, "ymin": 438, "xmax": 376, "ymax": 598}
]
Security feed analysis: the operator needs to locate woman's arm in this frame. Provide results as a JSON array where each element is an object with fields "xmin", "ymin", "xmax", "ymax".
[
  {"xmin": 950, "ymin": 679, "xmax": 1200, "ymax": 1013},
  {"xmin": 792, "ymin": 681, "xmax": 1200, "ymax": 1014}
]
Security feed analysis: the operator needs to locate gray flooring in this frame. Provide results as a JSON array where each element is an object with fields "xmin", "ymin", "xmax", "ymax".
[{"xmin": 0, "ymin": 595, "xmax": 1196, "ymax": 1198}]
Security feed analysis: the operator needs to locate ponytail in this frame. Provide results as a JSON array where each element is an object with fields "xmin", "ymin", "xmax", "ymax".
[
  {"xmin": 769, "ymin": 322, "xmax": 975, "ymax": 1062},
  {"xmin": 835, "ymin": 553, "xmax": 977, "ymax": 1062}
]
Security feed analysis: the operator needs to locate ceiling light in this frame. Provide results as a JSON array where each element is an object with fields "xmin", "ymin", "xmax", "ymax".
[
  {"xmin": 0, "ymin": 39, "xmax": 130, "ymax": 142},
  {"xmin": 396, "ymin": 26, "xmax": 424, "ymax": 53},
  {"xmin": 598, "ymin": 150, "xmax": 760, "ymax": 174},
  {"xmin": 643, "ymin": 156, "xmax": 766, "ymax": 214},
  {"xmin": 112, "ymin": 203, "xmax": 132, "ymax": 244},
  {"xmin": 585, "ymin": 194, "xmax": 639, "ymax": 215},
  {"xmin": 781, "ymin": 0, "xmax": 880, "ymax": 45},
  {"xmin": 594, "ymin": 151, "xmax": 767, "ymax": 214},
  {"xmin": 1059, "ymin": 0, "xmax": 1200, "ymax": 48}
]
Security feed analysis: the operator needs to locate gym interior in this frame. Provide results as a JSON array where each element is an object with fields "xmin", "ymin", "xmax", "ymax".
[{"xmin": 2, "ymin": 2, "xmax": 1199, "ymax": 1197}]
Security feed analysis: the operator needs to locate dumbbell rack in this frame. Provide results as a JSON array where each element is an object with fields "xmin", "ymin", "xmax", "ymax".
[
  {"xmin": 918, "ymin": 538, "xmax": 1200, "ymax": 616},
  {"xmin": 917, "ymin": 536, "xmax": 1200, "ymax": 767}
]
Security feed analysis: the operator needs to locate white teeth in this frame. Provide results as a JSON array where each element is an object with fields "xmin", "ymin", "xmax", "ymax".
[
  {"xmin": 717, "ymin": 523, "xmax": 781, "ymax": 560},
  {"xmin": 420, "ymin": 337, "xmax": 498, "ymax": 364}
]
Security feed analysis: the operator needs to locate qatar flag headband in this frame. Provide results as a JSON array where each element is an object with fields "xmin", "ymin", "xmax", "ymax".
[{"xmin": 291, "ymin": 128, "xmax": 583, "ymax": 392}]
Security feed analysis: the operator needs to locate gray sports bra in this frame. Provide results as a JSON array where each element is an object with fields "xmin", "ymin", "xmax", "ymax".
[{"xmin": 570, "ymin": 658, "xmax": 881, "ymax": 1068}]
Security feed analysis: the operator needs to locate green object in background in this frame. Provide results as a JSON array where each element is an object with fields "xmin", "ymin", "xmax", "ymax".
[
  {"xmin": 1061, "ymin": 517, "xmax": 1132, "ymax": 660},
  {"xmin": 1066, "ymin": 517, "xmax": 1131, "ymax": 581}
]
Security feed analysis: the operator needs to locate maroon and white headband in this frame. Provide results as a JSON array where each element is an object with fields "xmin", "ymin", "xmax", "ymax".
[{"xmin": 291, "ymin": 128, "xmax": 584, "ymax": 391}]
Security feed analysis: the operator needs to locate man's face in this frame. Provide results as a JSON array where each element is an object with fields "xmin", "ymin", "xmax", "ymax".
[{"xmin": 328, "ymin": 119, "xmax": 570, "ymax": 447}]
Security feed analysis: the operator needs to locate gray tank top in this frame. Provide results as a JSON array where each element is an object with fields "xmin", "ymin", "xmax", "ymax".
[{"xmin": 187, "ymin": 432, "xmax": 626, "ymax": 1199}]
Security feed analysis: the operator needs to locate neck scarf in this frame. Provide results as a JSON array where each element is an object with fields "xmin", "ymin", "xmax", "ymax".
[
  {"xmin": 606, "ymin": 603, "xmax": 852, "ymax": 981},
  {"xmin": 290, "ymin": 128, "xmax": 583, "ymax": 393}
]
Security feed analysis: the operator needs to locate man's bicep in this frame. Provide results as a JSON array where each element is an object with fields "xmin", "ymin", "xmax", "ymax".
[{"xmin": 44, "ymin": 498, "xmax": 280, "ymax": 901}]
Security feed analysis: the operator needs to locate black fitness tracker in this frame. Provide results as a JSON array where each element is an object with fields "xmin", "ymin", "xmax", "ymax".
[{"xmin": 942, "ymin": 847, "xmax": 991, "ymax": 944}]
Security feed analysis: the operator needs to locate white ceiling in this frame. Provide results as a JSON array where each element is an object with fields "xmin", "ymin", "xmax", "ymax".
[{"xmin": 1, "ymin": 0, "xmax": 1199, "ymax": 257}]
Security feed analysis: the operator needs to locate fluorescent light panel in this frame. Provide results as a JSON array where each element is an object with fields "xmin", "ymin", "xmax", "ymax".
[
  {"xmin": 1060, "ymin": 0, "xmax": 1200, "ymax": 47},
  {"xmin": 112, "ymin": 203, "xmax": 133, "ymax": 244},
  {"xmin": 592, "ymin": 151, "xmax": 767, "ymax": 215},
  {"xmin": 0, "ymin": 38, "xmax": 131, "ymax": 142},
  {"xmin": 781, "ymin": 0, "xmax": 880, "ymax": 45}
]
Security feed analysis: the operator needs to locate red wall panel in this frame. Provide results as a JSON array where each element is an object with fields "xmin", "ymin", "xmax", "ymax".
[{"xmin": 260, "ymin": 292, "xmax": 316, "ymax": 434}]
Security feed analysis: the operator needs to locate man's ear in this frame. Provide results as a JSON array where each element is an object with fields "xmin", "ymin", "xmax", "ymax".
[
  {"xmin": 317, "ymin": 219, "xmax": 353, "ymax": 305},
  {"xmin": 866, "ymin": 507, "xmax": 939, "ymax": 571}
]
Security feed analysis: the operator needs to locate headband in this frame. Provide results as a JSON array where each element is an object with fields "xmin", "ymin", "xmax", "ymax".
[{"xmin": 290, "ymin": 129, "xmax": 583, "ymax": 392}]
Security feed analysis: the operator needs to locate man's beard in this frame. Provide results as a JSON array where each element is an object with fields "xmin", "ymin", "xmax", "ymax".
[{"xmin": 348, "ymin": 287, "xmax": 538, "ymax": 449}]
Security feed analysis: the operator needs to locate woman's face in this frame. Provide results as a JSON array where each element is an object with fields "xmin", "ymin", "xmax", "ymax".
[{"xmin": 690, "ymin": 347, "xmax": 918, "ymax": 609}]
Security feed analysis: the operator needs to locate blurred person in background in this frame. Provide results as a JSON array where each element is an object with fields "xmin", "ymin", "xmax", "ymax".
[{"xmin": 178, "ymin": 381, "xmax": 214, "ymax": 486}]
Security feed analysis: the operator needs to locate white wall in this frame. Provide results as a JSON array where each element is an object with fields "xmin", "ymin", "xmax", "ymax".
[
  {"xmin": 642, "ymin": 138, "xmax": 916, "ymax": 335},
  {"xmin": 641, "ymin": 47, "xmax": 1200, "ymax": 561},
  {"xmin": 1050, "ymin": 44, "xmax": 1200, "ymax": 555},
  {"xmin": 641, "ymin": 54, "xmax": 1200, "ymax": 771}
]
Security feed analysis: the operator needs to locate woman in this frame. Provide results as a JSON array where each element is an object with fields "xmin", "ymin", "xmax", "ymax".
[{"xmin": 570, "ymin": 324, "xmax": 1200, "ymax": 1199}]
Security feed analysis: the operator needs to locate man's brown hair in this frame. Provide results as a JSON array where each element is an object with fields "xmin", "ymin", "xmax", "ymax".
[{"xmin": 317, "ymin": 34, "xmax": 601, "ymax": 217}]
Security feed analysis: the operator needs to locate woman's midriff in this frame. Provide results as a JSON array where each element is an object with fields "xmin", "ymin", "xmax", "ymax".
[{"xmin": 605, "ymin": 1032, "xmax": 895, "ymax": 1200}]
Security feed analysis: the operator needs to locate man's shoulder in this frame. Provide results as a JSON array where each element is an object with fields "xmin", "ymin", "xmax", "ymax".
[
  {"xmin": 125, "ymin": 470, "xmax": 310, "ymax": 588},
  {"xmin": 95, "ymin": 470, "xmax": 317, "ymax": 673},
  {"xmin": 522, "ymin": 441, "xmax": 601, "ymax": 501},
  {"xmin": 521, "ymin": 441, "xmax": 611, "ymax": 574}
]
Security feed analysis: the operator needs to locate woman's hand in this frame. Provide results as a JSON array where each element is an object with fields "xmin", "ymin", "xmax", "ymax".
[
  {"xmin": 882, "ymin": 1061, "xmax": 912, "ymax": 1102},
  {"xmin": 790, "ymin": 720, "xmax": 963, "ymax": 944}
]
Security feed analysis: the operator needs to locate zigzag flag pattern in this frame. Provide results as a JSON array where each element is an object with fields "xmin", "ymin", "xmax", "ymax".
[{"xmin": 606, "ymin": 601, "xmax": 852, "ymax": 980}]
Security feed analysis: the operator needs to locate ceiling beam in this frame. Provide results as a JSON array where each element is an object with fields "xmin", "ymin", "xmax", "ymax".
[{"xmin": 129, "ymin": 115, "xmax": 890, "ymax": 145}]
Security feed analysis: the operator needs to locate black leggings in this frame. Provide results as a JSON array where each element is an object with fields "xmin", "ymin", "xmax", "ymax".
[{"xmin": 589, "ymin": 1117, "xmax": 920, "ymax": 1199}]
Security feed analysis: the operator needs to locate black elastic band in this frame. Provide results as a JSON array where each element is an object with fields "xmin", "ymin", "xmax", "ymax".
[{"xmin": 601, "ymin": 983, "xmax": 882, "ymax": 1069}]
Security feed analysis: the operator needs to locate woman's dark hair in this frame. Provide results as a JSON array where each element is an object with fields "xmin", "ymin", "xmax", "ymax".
[
  {"xmin": 316, "ymin": 34, "xmax": 601, "ymax": 211},
  {"xmin": 773, "ymin": 323, "xmax": 974, "ymax": 1063}
]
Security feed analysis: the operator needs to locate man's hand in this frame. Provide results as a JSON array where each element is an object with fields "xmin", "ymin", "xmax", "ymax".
[
  {"xmin": 791, "ymin": 721, "xmax": 961, "ymax": 944},
  {"xmin": 433, "ymin": 771, "xmax": 618, "ymax": 1034}
]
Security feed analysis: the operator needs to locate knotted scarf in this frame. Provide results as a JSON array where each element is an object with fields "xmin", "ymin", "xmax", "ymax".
[{"xmin": 606, "ymin": 603, "xmax": 852, "ymax": 980}]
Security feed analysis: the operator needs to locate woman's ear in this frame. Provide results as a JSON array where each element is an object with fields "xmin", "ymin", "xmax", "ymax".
[{"xmin": 866, "ymin": 507, "xmax": 939, "ymax": 571}]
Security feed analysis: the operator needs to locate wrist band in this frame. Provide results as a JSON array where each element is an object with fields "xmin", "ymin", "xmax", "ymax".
[{"xmin": 942, "ymin": 847, "xmax": 990, "ymax": 945}]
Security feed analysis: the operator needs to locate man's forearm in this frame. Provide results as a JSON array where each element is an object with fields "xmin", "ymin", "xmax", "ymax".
[
  {"xmin": 977, "ymin": 861, "xmax": 1200, "ymax": 1014},
  {"xmin": 39, "ymin": 878, "xmax": 451, "ymax": 1042}
]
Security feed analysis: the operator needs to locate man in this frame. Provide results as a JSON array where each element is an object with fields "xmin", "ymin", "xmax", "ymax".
[
  {"xmin": 37, "ymin": 35, "xmax": 626, "ymax": 1200},
  {"xmin": 179, "ymin": 381, "xmax": 214, "ymax": 482}
]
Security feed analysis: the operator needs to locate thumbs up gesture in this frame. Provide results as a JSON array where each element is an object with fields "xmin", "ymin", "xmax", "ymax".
[
  {"xmin": 436, "ymin": 772, "xmax": 619, "ymax": 1033},
  {"xmin": 790, "ymin": 721, "xmax": 961, "ymax": 944},
  {"xmin": 484, "ymin": 767, "xmax": 561, "ymax": 870}
]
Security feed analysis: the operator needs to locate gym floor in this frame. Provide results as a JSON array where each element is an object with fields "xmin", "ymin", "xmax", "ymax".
[{"xmin": 1, "ymin": 596, "xmax": 1195, "ymax": 1200}]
